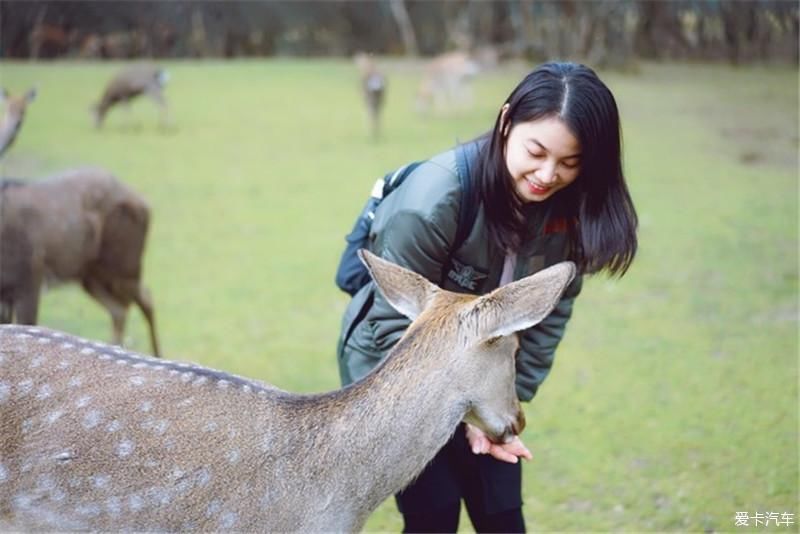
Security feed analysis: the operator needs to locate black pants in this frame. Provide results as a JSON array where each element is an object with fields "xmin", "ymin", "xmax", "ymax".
[{"xmin": 395, "ymin": 424, "xmax": 525, "ymax": 533}]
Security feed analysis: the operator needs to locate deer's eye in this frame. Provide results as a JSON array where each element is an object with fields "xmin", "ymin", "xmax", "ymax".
[{"xmin": 485, "ymin": 336, "xmax": 502, "ymax": 346}]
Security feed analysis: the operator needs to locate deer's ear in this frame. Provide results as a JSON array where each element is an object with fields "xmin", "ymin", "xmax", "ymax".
[
  {"xmin": 358, "ymin": 249, "xmax": 437, "ymax": 320},
  {"xmin": 462, "ymin": 261, "xmax": 576, "ymax": 341}
]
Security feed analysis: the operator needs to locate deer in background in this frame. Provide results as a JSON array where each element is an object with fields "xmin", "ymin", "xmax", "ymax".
[
  {"xmin": 0, "ymin": 167, "xmax": 160, "ymax": 357},
  {"xmin": 91, "ymin": 64, "xmax": 170, "ymax": 129},
  {"xmin": 0, "ymin": 251, "xmax": 575, "ymax": 532},
  {"xmin": 354, "ymin": 52, "xmax": 387, "ymax": 141},
  {"xmin": 0, "ymin": 87, "xmax": 37, "ymax": 157},
  {"xmin": 415, "ymin": 50, "xmax": 482, "ymax": 115}
]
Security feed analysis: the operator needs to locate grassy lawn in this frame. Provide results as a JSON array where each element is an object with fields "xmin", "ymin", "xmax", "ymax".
[{"xmin": 0, "ymin": 58, "xmax": 796, "ymax": 532}]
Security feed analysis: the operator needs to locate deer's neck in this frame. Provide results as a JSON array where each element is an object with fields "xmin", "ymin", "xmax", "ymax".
[
  {"xmin": 0, "ymin": 112, "xmax": 22, "ymax": 155},
  {"xmin": 329, "ymin": 331, "xmax": 469, "ymax": 517}
]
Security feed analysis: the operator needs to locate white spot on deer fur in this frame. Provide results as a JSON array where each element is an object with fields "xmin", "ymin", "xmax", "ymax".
[
  {"xmin": 0, "ymin": 463, "xmax": 8, "ymax": 482},
  {"xmin": 115, "ymin": 359, "xmax": 127, "ymax": 366},
  {"xmin": 99, "ymin": 354, "xmax": 112, "ymax": 361},
  {"xmin": 60, "ymin": 342, "xmax": 75, "ymax": 349},
  {"xmin": 116, "ymin": 439, "xmax": 134, "ymax": 458},
  {"xmin": 46, "ymin": 410, "xmax": 65, "ymax": 424},
  {"xmin": 178, "ymin": 397, "xmax": 195, "ymax": 407},
  {"xmin": 142, "ymin": 418, "xmax": 169, "ymax": 435},
  {"xmin": 13, "ymin": 493, "xmax": 33, "ymax": 509},
  {"xmin": 30, "ymin": 355, "xmax": 45, "ymax": 367},
  {"xmin": 217, "ymin": 380, "xmax": 230, "ymax": 389},
  {"xmin": 106, "ymin": 419, "xmax": 122, "ymax": 433},
  {"xmin": 51, "ymin": 486, "xmax": 66, "ymax": 502},
  {"xmin": 220, "ymin": 511, "xmax": 238, "ymax": 529},
  {"xmin": 18, "ymin": 379, "xmax": 33, "ymax": 395},
  {"xmin": 203, "ymin": 421, "xmax": 218, "ymax": 432},
  {"xmin": 35, "ymin": 384, "xmax": 52, "ymax": 400},
  {"xmin": 206, "ymin": 499, "xmax": 222, "ymax": 518},
  {"xmin": 76, "ymin": 395, "xmax": 92, "ymax": 408},
  {"xmin": 51, "ymin": 331, "xmax": 64, "ymax": 338},
  {"xmin": 192, "ymin": 376, "xmax": 208, "ymax": 386},
  {"xmin": 242, "ymin": 384, "xmax": 252, "ymax": 393},
  {"xmin": 36, "ymin": 337, "xmax": 50, "ymax": 344},
  {"xmin": 26, "ymin": 327, "xmax": 41, "ymax": 334},
  {"xmin": 180, "ymin": 372, "xmax": 193, "ymax": 382},
  {"xmin": 0, "ymin": 382, "xmax": 10, "ymax": 403},
  {"xmin": 129, "ymin": 376, "xmax": 145, "ymax": 386},
  {"xmin": 58, "ymin": 359, "xmax": 72, "ymax": 369},
  {"xmin": 83, "ymin": 410, "xmax": 103, "ymax": 429},
  {"xmin": 148, "ymin": 486, "xmax": 172, "ymax": 506},
  {"xmin": 22, "ymin": 418, "xmax": 34, "ymax": 433},
  {"xmin": 91, "ymin": 474, "xmax": 110, "ymax": 489},
  {"xmin": 36, "ymin": 474, "xmax": 56, "ymax": 492},
  {"xmin": 80, "ymin": 347, "xmax": 95, "ymax": 355},
  {"xmin": 139, "ymin": 401, "xmax": 153, "ymax": 412},
  {"xmin": 68, "ymin": 376, "xmax": 83, "ymax": 388},
  {"xmin": 197, "ymin": 468, "xmax": 212, "ymax": 486},
  {"xmin": 15, "ymin": 333, "xmax": 32, "ymax": 339},
  {"xmin": 106, "ymin": 496, "xmax": 122, "ymax": 516},
  {"xmin": 76, "ymin": 503, "xmax": 101, "ymax": 517},
  {"xmin": 226, "ymin": 449, "xmax": 240, "ymax": 464}
]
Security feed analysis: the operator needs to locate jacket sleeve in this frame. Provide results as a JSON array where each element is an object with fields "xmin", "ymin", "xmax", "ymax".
[
  {"xmin": 366, "ymin": 208, "xmax": 454, "ymax": 354},
  {"xmin": 515, "ymin": 273, "xmax": 583, "ymax": 401}
]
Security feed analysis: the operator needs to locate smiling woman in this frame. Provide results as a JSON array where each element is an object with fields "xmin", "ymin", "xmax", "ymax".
[
  {"xmin": 335, "ymin": 61, "xmax": 639, "ymax": 532},
  {"xmin": 504, "ymin": 115, "xmax": 582, "ymax": 202}
]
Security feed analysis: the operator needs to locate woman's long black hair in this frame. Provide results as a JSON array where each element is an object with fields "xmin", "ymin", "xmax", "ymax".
[{"xmin": 474, "ymin": 61, "xmax": 638, "ymax": 277}]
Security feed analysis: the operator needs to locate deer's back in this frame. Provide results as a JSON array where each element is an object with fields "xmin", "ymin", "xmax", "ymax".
[
  {"xmin": 0, "ymin": 169, "xmax": 149, "ymax": 281},
  {"xmin": 0, "ymin": 325, "xmax": 328, "ymax": 531},
  {"xmin": 103, "ymin": 64, "xmax": 163, "ymax": 102}
]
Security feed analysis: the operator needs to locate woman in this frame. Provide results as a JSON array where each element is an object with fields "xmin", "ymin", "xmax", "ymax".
[{"xmin": 336, "ymin": 61, "xmax": 638, "ymax": 533}]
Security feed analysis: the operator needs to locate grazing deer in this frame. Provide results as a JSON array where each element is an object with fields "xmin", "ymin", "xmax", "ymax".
[
  {"xmin": 0, "ymin": 87, "xmax": 37, "ymax": 157},
  {"xmin": 0, "ymin": 168, "xmax": 160, "ymax": 357},
  {"xmin": 416, "ymin": 50, "xmax": 481, "ymax": 115},
  {"xmin": 91, "ymin": 64, "xmax": 170, "ymax": 129},
  {"xmin": 354, "ymin": 52, "xmax": 387, "ymax": 141},
  {"xmin": 0, "ymin": 250, "xmax": 575, "ymax": 532}
]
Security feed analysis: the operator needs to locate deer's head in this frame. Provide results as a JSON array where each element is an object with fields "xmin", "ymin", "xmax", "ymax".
[
  {"xmin": 0, "ymin": 87, "xmax": 37, "ymax": 156},
  {"xmin": 359, "ymin": 250, "xmax": 576, "ymax": 443}
]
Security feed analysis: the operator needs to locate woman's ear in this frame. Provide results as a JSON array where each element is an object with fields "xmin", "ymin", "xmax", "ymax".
[{"xmin": 500, "ymin": 103, "xmax": 510, "ymax": 138}]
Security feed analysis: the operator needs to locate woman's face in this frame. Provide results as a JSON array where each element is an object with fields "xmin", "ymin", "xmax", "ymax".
[{"xmin": 503, "ymin": 113, "xmax": 582, "ymax": 203}]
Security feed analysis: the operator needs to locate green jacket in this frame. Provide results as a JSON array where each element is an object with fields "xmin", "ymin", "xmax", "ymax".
[{"xmin": 337, "ymin": 146, "xmax": 582, "ymax": 402}]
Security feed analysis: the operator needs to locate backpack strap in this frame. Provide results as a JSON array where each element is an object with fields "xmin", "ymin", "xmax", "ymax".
[
  {"xmin": 453, "ymin": 141, "xmax": 480, "ymax": 252},
  {"xmin": 382, "ymin": 161, "xmax": 423, "ymax": 198}
]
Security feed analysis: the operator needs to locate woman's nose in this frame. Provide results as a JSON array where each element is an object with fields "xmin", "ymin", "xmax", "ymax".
[{"xmin": 536, "ymin": 161, "xmax": 558, "ymax": 184}]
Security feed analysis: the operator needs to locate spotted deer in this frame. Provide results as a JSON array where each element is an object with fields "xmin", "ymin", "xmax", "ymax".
[
  {"xmin": 354, "ymin": 52, "xmax": 387, "ymax": 140},
  {"xmin": 0, "ymin": 250, "xmax": 575, "ymax": 532},
  {"xmin": 0, "ymin": 87, "xmax": 37, "ymax": 157},
  {"xmin": 91, "ymin": 64, "xmax": 170, "ymax": 129},
  {"xmin": 0, "ymin": 167, "xmax": 159, "ymax": 357}
]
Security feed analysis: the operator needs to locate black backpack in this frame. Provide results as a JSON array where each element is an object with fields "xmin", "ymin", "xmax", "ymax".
[{"xmin": 335, "ymin": 142, "xmax": 481, "ymax": 296}]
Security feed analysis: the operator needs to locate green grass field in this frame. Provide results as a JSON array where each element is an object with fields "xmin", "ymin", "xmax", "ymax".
[{"xmin": 1, "ymin": 58, "xmax": 797, "ymax": 532}]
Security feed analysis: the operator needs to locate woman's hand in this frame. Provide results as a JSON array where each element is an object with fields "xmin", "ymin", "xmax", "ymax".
[{"xmin": 465, "ymin": 423, "xmax": 532, "ymax": 464}]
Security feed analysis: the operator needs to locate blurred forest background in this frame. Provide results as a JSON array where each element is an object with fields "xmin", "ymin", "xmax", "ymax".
[{"xmin": 1, "ymin": 0, "xmax": 798, "ymax": 66}]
